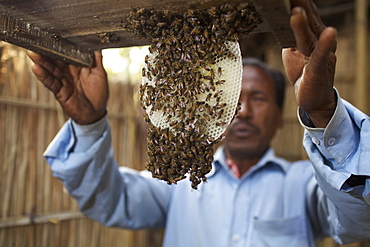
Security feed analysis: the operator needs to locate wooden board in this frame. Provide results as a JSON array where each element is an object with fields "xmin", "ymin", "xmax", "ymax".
[{"xmin": 0, "ymin": 0, "xmax": 295, "ymax": 66}]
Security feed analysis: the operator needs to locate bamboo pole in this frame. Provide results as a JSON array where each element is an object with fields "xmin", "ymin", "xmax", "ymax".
[
  {"xmin": 0, "ymin": 211, "xmax": 84, "ymax": 229},
  {"xmin": 16, "ymin": 107, "xmax": 28, "ymax": 216},
  {"xmin": 3, "ymin": 105, "xmax": 18, "ymax": 218},
  {"xmin": 0, "ymin": 96, "xmax": 58, "ymax": 110},
  {"xmin": 355, "ymin": 0, "xmax": 369, "ymax": 113},
  {"xmin": 0, "ymin": 95, "xmax": 138, "ymax": 119}
]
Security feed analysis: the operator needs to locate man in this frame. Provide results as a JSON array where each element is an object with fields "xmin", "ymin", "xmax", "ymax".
[{"xmin": 27, "ymin": 0, "xmax": 370, "ymax": 246}]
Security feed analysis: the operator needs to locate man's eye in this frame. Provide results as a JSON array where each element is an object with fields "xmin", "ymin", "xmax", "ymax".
[{"xmin": 253, "ymin": 96, "xmax": 266, "ymax": 101}]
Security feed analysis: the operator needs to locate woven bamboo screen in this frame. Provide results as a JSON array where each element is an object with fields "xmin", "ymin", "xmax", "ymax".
[{"xmin": 0, "ymin": 42, "xmax": 162, "ymax": 247}]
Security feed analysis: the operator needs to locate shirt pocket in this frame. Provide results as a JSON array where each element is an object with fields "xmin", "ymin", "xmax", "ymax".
[{"xmin": 252, "ymin": 215, "xmax": 310, "ymax": 247}]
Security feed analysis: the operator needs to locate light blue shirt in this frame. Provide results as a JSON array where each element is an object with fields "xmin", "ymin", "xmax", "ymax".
[{"xmin": 44, "ymin": 93, "xmax": 370, "ymax": 247}]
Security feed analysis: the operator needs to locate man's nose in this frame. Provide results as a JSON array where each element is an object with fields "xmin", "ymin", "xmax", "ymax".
[{"xmin": 237, "ymin": 100, "xmax": 252, "ymax": 119}]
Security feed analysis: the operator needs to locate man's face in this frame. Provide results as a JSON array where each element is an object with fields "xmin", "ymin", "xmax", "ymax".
[{"xmin": 223, "ymin": 65, "xmax": 283, "ymax": 159}]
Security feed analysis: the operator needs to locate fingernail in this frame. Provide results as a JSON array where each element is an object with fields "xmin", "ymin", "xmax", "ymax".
[{"xmin": 292, "ymin": 7, "xmax": 307, "ymax": 20}]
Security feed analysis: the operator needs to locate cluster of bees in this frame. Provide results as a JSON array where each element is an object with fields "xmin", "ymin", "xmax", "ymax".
[{"xmin": 124, "ymin": 2, "xmax": 262, "ymax": 189}]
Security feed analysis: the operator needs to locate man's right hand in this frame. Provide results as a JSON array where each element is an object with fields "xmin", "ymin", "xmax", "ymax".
[
  {"xmin": 282, "ymin": 0, "xmax": 337, "ymax": 128},
  {"xmin": 27, "ymin": 50, "xmax": 109, "ymax": 125}
]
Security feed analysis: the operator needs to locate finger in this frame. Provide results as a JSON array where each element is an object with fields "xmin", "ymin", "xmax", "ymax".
[
  {"xmin": 31, "ymin": 63, "xmax": 63, "ymax": 94},
  {"xmin": 27, "ymin": 50, "xmax": 64, "ymax": 80},
  {"xmin": 68, "ymin": 51, "xmax": 103, "ymax": 79},
  {"xmin": 291, "ymin": 0, "xmax": 325, "ymax": 37},
  {"xmin": 305, "ymin": 0, "xmax": 326, "ymax": 36},
  {"xmin": 27, "ymin": 51, "xmax": 65, "ymax": 93},
  {"xmin": 92, "ymin": 50, "xmax": 107, "ymax": 76},
  {"xmin": 308, "ymin": 27, "xmax": 337, "ymax": 75},
  {"xmin": 93, "ymin": 50, "xmax": 103, "ymax": 67},
  {"xmin": 296, "ymin": 0, "xmax": 337, "ymax": 53},
  {"xmin": 80, "ymin": 50, "xmax": 107, "ymax": 80},
  {"xmin": 290, "ymin": 7, "xmax": 316, "ymax": 56}
]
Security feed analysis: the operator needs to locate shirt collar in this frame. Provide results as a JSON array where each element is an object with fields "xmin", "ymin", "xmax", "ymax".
[{"xmin": 209, "ymin": 146, "xmax": 290, "ymax": 178}]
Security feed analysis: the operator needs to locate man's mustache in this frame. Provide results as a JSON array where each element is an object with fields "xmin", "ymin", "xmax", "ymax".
[{"xmin": 227, "ymin": 120, "xmax": 260, "ymax": 134}]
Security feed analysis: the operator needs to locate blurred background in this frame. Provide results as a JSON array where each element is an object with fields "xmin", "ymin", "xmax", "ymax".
[{"xmin": 1, "ymin": 0, "xmax": 369, "ymax": 246}]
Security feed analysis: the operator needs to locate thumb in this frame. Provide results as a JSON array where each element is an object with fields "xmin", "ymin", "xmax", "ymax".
[{"xmin": 282, "ymin": 48, "xmax": 306, "ymax": 84}]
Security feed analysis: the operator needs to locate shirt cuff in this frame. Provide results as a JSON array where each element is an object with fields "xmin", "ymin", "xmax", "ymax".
[
  {"xmin": 71, "ymin": 114, "xmax": 108, "ymax": 152},
  {"xmin": 298, "ymin": 88, "xmax": 356, "ymax": 166}
]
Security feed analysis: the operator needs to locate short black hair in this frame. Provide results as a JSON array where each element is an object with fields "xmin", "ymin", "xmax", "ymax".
[{"xmin": 242, "ymin": 58, "xmax": 286, "ymax": 109}]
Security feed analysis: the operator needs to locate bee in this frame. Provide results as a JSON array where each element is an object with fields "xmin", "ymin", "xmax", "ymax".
[
  {"xmin": 52, "ymin": 34, "xmax": 60, "ymax": 41},
  {"xmin": 214, "ymin": 90, "xmax": 224, "ymax": 98},
  {"xmin": 217, "ymin": 109, "xmax": 224, "ymax": 119},
  {"xmin": 162, "ymin": 156, "xmax": 170, "ymax": 164},
  {"xmin": 220, "ymin": 103, "xmax": 227, "ymax": 108},
  {"xmin": 170, "ymin": 120, "xmax": 177, "ymax": 127},
  {"xmin": 203, "ymin": 114, "xmax": 210, "ymax": 121},
  {"xmin": 187, "ymin": 150, "xmax": 195, "ymax": 159},
  {"xmin": 203, "ymin": 30, "xmax": 209, "ymax": 39},
  {"xmin": 205, "ymin": 93, "xmax": 212, "ymax": 102},
  {"xmin": 191, "ymin": 146, "xmax": 198, "ymax": 155},
  {"xmin": 198, "ymin": 49, "xmax": 206, "ymax": 56},
  {"xmin": 216, "ymin": 80, "xmax": 225, "ymax": 85},
  {"xmin": 203, "ymin": 65, "xmax": 212, "ymax": 71},
  {"xmin": 12, "ymin": 26, "xmax": 21, "ymax": 34},
  {"xmin": 216, "ymin": 121, "xmax": 227, "ymax": 127},
  {"xmin": 217, "ymin": 67, "xmax": 222, "ymax": 77},
  {"xmin": 165, "ymin": 114, "xmax": 172, "ymax": 123},
  {"xmin": 190, "ymin": 27, "xmax": 201, "ymax": 35},
  {"xmin": 210, "ymin": 69, "xmax": 215, "ymax": 79},
  {"xmin": 195, "ymin": 72, "xmax": 201, "ymax": 83},
  {"xmin": 146, "ymin": 72, "xmax": 152, "ymax": 81}
]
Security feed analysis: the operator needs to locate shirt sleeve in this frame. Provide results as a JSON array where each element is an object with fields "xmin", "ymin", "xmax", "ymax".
[
  {"xmin": 43, "ymin": 117, "xmax": 171, "ymax": 229},
  {"xmin": 298, "ymin": 89, "xmax": 370, "ymax": 243},
  {"xmin": 71, "ymin": 115, "xmax": 108, "ymax": 152},
  {"xmin": 299, "ymin": 89, "xmax": 370, "ymax": 200}
]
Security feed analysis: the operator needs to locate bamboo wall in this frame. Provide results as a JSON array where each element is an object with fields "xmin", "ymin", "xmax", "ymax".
[
  {"xmin": 0, "ymin": 42, "xmax": 162, "ymax": 247},
  {"xmin": 1, "ymin": 6, "xmax": 369, "ymax": 246}
]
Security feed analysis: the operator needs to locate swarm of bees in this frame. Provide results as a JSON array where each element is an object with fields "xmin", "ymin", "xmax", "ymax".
[{"xmin": 124, "ymin": 2, "xmax": 262, "ymax": 189}]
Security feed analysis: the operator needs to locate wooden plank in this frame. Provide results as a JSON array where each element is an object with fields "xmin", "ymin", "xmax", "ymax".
[
  {"xmin": 0, "ymin": 14, "xmax": 94, "ymax": 66},
  {"xmin": 252, "ymin": 0, "xmax": 296, "ymax": 48},
  {"xmin": 0, "ymin": 0, "xmax": 268, "ymax": 48},
  {"xmin": 0, "ymin": 0, "xmax": 295, "ymax": 65}
]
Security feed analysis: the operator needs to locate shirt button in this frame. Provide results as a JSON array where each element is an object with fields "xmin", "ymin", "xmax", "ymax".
[
  {"xmin": 232, "ymin": 234, "xmax": 240, "ymax": 242},
  {"xmin": 312, "ymin": 137, "xmax": 320, "ymax": 145},
  {"xmin": 328, "ymin": 137, "xmax": 336, "ymax": 146}
]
